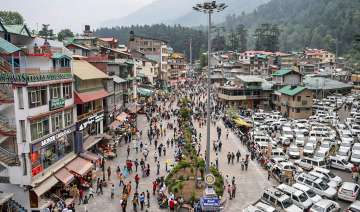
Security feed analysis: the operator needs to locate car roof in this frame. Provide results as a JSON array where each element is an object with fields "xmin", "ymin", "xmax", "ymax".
[
  {"xmin": 349, "ymin": 200, "xmax": 360, "ymax": 210},
  {"xmin": 342, "ymin": 182, "xmax": 358, "ymax": 190},
  {"xmin": 313, "ymin": 167, "xmax": 330, "ymax": 173},
  {"xmin": 314, "ymin": 199, "xmax": 334, "ymax": 208}
]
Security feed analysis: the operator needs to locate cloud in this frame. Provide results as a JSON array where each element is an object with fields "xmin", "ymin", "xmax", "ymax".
[{"xmin": 1, "ymin": 0, "xmax": 155, "ymax": 33}]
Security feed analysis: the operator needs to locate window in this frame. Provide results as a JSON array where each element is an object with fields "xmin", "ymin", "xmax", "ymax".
[
  {"xmin": 64, "ymin": 109, "xmax": 73, "ymax": 127},
  {"xmin": 296, "ymin": 108, "xmax": 300, "ymax": 113},
  {"xmin": 28, "ymin": 86, "xmax": 47, "ymax": 108},
  {"xmin": 51, "ymin": 112, "xmax": 63, "ymax": 132},
  {"xmin": 305, "ymin": 179, "xmax": 312, "ymax": 186},
  {"xmin": 269, "ymin": 196, "xmax": 276, "ymax": 204},
  {"xmin": 297, "ymin": 96, "xmax": 301, "ymax": 101},
  {"xmin": 50, "ymin": 84, "xmax": 61, "ymax": 99},
  {"xmin": 262, "ymin": 193, "xmax": 269, "ymax": 200},
  {"xmin": 20, "ymin": 120, "xmax": 26, "ymax": 142},
  {"xmin": 22, "ymin": 153, "xmax": 27, "ymax": 176},
  {"xmin": 17, "ymin": 88, "xmax": 24, "ymax": 109},
  {"xmin": 30, "ymin": 117, "xmax": 49, "ymax": 140},
  {"xmin": 63, "ymin": 83, "xmax": 72, "ymax": 99}
]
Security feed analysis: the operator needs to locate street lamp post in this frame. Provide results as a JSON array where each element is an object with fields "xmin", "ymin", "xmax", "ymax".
[{"xmin": 193, "ymin": 1, "xmax": 227, "ymax": 174}]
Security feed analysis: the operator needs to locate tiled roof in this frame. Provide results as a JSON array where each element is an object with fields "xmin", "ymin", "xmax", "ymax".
[
  {"xmin": 277, "ymin": 85, "xmax": 306, "ymax": 96},
  {"xmin": 272, "ymin": 69, "xmax": 292, "ymax": 76},
  {"xmin": 0, "ymin": 37, "xmax": 20, "ymax": 54}
]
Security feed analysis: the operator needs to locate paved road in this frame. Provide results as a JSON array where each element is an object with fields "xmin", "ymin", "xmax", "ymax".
[{"xmin": 75, "ymin": 98, "xmax": 272, "ymax": 211}]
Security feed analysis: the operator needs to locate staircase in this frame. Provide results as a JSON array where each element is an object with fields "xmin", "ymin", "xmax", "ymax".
[
  {"xmin": 0, "ymin": 147, "xmax": 20, "ymax": 166},
  {"xmin": 0, "ymin": 85, "xmax": 14, "ymax": 103},
  {"xmin": 0, "ymin": 116, "xmax": 16, "ymax": 136}
]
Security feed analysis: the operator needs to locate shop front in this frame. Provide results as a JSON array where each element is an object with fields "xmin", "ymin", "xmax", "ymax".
[
  {"xmin": 78, "ymin": 112, "xmax": 104, "ymax": 138},
  {"xmin": 30, "ymin": 125, "xmax": 76, "ymax": 177}
]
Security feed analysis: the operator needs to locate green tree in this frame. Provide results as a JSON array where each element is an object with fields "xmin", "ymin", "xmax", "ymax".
[
  {"xmin": 57, "ymin": 29, "xmax": 74, "ymax": 41},
  {"xmin": 199, "ymin": 53, "xmax": 208, "ymax": 68},
  {"xmin": 237, "ymin": 24, "xmax": 248, "ymax": 52},
  {"xmin": 0, "ymin": 11, "xmax": 24, "ymax": 25},
  {"xmin": 255, "ymin": 23, "xmax": 280, "ymax": 52},
  {"xmin": 38, "ymin": 24, "xmax": 54, "ymax": 38}
]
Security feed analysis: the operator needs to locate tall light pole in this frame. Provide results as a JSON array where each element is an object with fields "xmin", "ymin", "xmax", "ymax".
[{"xmin": 193, "ymin": 1, "xmax": 227, "ymax": 174}]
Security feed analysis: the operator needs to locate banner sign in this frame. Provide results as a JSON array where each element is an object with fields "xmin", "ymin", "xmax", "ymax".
[
  {"xmin": 0, "ymin": 72, "xmax": 72, "ymax": 84},
  {"xmin": 49, "ymin": 98, "xmax": 65, "ymax": 110}
]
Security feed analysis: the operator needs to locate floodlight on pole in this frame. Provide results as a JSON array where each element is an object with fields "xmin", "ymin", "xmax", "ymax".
[{"xmin": 193, "ymin": 1, "xmax": 227, "ymax": 175}]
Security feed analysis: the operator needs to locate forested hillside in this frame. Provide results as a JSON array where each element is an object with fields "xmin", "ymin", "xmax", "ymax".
[
  {"xmin": 232, "ymin": 0, "xmax": 360, "ymax": 54},
  {"xmin": 95, "ymin": 24, "xmax": 207, "ymax": 60}
]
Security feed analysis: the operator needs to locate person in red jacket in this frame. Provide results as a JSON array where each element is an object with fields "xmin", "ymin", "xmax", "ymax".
[{"xmin": 134, "ymin": 174, "xmax": 140, "ymax": 190}]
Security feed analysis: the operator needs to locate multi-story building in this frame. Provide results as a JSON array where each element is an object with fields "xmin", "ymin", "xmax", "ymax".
[
  {"xmin": 131, "ymin": 50, "xmax": 158, "ymax": 85},
  {"xmin": 271, "ymin": 69, "xmax": 302, "ymax": 89},
  {"xmin": 217, "ymin": 75, "xmax": 272, "ymax": 109},
  {"xmin": 304, "ymin": 48, "xmax": 335, "ymax": 64},
  {"xmin": 128, "ymin": 32, "xmax": 169, "ymax": 87},
  {"xmin": 168, "ymin": 52, "xmax": 187, "ymax": 80},
  {"xmin": 0, "ymin": 23, "xmax": 84, "ymax": 210},
  {"xmin": 274, "ymin": 85, "xmax": 313, "ymax": 119}
]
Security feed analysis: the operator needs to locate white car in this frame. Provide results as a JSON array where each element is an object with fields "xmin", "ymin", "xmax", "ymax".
[
  {"xmin": 339, "ymin": 130, "xmax": 354, "ymax": 144},
  {"xmin": 293, "ymin": 124, "xmax": 309, "ymax": 135},
  {"xmin": 329, "ymin": 156, "xmax": 353, "ymax": 172},
  {"xmin": 313, "ymin": 149, "xmax": 328, "ymax": 161},
  {"xmin": 292, "ymin": 183, "xmax": 322, "ymax": 204},
  {"xmin": 336, "ymin": 147, "xmax": 351, "ymax": 161},
  {"xmin": 319, "ymin": 141, "xmax": 332, "ymax": 153},
  {"xmin": 288, "ymin": 145, "xmax": 300, "ymax": 159},
  {"xmin": 351, "ymin": 124, "xmax": 360, "ymax": 136},
  {"xmin": 347, "ymin": 200, "xmax": 360, "ymax": 212},
  {"xmin": 295, "ymin": 133, "xmax": 305, "ymax": 146},
  {"xmin": 338, "ymin": 182, "xmax": 360, "ymax": 202},
  {"xmin": 351, "ymin": 152, "xmax": 360, "ymax": 165},
  {"xmin": 313, "ymin": 167, "xmax": 342, "ymax": 186},
  {"xmin": 278, "ymin": 136, "xmax": 291, "ymax": 145},
  {"xmin": 340, "ymin": 140, "xmax": 352, "ymax": 150},
  {"xmin": 303, "ymin": 143, "xmax": 316, "ymax": 157},
  {"xmin": 310, "ymin": 199, "xmax": 340, "ymax": 212}
]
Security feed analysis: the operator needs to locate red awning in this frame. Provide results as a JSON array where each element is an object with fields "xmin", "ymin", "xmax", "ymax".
[{"xmin": 75, "ymin": 89, "xmax": 109, "ymax": 104}]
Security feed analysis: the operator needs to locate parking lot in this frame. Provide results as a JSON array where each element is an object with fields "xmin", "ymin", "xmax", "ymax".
[{"xmin": 236, "ymin": 94, "xmax": 360, "ymax": 211}]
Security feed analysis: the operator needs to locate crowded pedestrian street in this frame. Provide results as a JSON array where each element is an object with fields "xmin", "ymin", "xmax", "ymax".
[{"xmin": 74, "ymin": 81, "xmax": 271, "ymax": 212}]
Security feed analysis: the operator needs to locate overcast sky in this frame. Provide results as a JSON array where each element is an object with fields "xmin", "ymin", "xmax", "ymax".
[{"xmin": 1, "ymin": 0, "xmax": 155, "ymax": 33}]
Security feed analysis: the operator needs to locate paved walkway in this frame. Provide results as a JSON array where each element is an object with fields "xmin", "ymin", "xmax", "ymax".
[{"xmin": 75, "ymin": 98, "xmax": 273, "ymax": 212}]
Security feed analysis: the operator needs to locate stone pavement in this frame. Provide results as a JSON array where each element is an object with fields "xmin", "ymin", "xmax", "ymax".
[{"xmin": 75, "ymin": 99, "xmax": 273, "ymax": 212}]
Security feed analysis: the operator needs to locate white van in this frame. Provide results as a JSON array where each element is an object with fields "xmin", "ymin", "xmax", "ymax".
[
  {"xmin": 282, "ymin": 127, "xmax": 294, "ymax": 141},
  {"xmin": 292, "ymin": 183, "xmax": 322, "ymax": 204},
  {"xmin": 277, "ymin": 184, "xmax": 312, "ymax": 210}
]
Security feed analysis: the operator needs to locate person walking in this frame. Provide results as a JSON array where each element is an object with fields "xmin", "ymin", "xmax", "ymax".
[
  {"xmin": 227, "ymin": 152, "xmax": 231, "ymax": 164},
  {"xmin": 231, "ymin": 184, "xmax": 236, "ymax": 199},
  {"xmin": 139, "ymin": 192, "xmax": 145, "ymax": 210},
  {"xmin": 110, "ymin": 184, "xmax": 115, "ymax": 199},
  {"xmin": 146, "ymin": 190, "xmax": 150, "ymax": 208},
  {"xmin": 231, "ymin": 152, "xmax": 235, "ymax": 164},
  {"xmin": 268, "ymin": 170, "xmax": 271, "ymax": 181},
  {"xmin": 127, "ymin": 146, "xmax": 130, "ymax": 158},
  {"xmin": 154, "ymin": 151, "xmax": 158, "ymax": 163},
  {"xmin": 135, "ymin": 174, "xmax": 140, "ymax": 190},
  {"xmin": 121, "ymin": 198, "xmax": 127, "ymax": 212},
  {"xmin": 134, "ymin": 159, "xmax": 139, "ymax": 172},
  {"xmin": 156, "ymin": 161, "xmax": 160, "ymax": 175},
  {"xmin": 245, "ymin": 159, "xmax": 249, "ymax": 171},
  {"xmin": 107, "ymin": 166, "xmax": 111, "ymax": 181},
  {"xmin": 236, "ymin": 150, "xmax": 241, "ymax": 163},
  {"xmin": 241, "ymin": 158, "xmax": 245, "ymax": 171},
  {"xmin": 88, "ymin": 187, "xmax": 94, "ymax": 199}
]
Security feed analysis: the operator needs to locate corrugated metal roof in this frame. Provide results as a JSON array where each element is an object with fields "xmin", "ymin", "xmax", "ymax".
[
  {"xmin": 4, "ymin": 24, "xmax": 30, "ymax": 36},
  {"xmin": 277, "ymin": 85, "xmax": 306, "ymax": 96},
  {"xmin": 110, "ymin": 75, "xmax": 126, "ymax": 83},
  {"xmin": 304, "ymin": 77, "xmax": 353, "ymax": 90},
  {"xmin": 72, "ymin": 60, "xmax": 109, "ymax": 80},
  {"xmin": 0, "ymin": 37, "xmax": 20, "ymax": 54},
  {"xmin": 51, "ymin": 52, "xmax": 71, "ymax": 59},
  {"xmin": 272, "ymin": 69, "xmax": 293, "ymax": 76},
  {"xmin": 236, "ymin": 75, "xmax": 263, "ymax": 83}
]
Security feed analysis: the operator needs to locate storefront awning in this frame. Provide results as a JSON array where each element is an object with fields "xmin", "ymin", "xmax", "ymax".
[
  {"xmin": 55, "ymin": 168, "xmax": 74, "ymax": 186},
  {"xmin": 126, "ymin": 103, "xmax": 141, "ymax": 114},
  {"xmin": 66, "ymin": 157, "xmax": 93, "ymax": 176},
  {"xmin": 80, "ymin": 151, "xmax": 100, "ymax": 162},
  {"xmin": 33, "ymin": 176, "xmax": 59, "ymax": 197},
  {"xmin": 234, "ymin": 118, "xmax": 252, "ymax": 128},
  {"xmin": 137, "ymin": 87, "xmax": 154, "ymax": 97},
  {"xmin": 116, "ymin": 112, "xmax": 128, "ymax": 122},
  {"xmin": 109, "ymin": 120, "xmax": 121, "ymax": 130},
  {"xmin": 74, "ymin": 89, "xmax": 109, "ymax": 104}
]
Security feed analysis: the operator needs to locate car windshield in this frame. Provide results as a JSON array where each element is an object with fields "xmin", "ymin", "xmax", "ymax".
[
  {"xmin": 327, "ymin": 172, "xmax": 336, "ymax": 178},
  {"xmin": 349, "ymin": 207, "xmax": 360, "ymax": 212},
  {"xmin": 306, "ymin": 189, "xmax": 316, "ymax": 198},
  {"xmin": 353, "ymin": 153, "xmax": 360, "ymax": 158},
  {"xmin": 342, "ymin": 142, "xmax": 351, "ymax": 147},
  {"xmin": 321, "ymin": 143, "xmax": 330, "ymax": 148},
  {"xmin": 343, "ymin": 133, "xmax": 352, "ymax": 138},
  {"xmin": 319, "ymin": 181, "xmax": 329, "ymax": 190},
  {"xmin": 304, "ymin": 145, "xmax": 313, "ymax": 150},
  {"xmin": 342, "ymin": 159, "xmax": 349, "ymax": 165},
  {"xmin": 315, "ymin": 152, "xmax": 325, "ymax": 157},
  {"xmin": 298, "ymin": 193, "xmax": 308, "ymax": 202},
  {"xmin": 290, "ymin": 147, "xmax": 298, "ymax": 152},
  {"xmin": 338, "ymin": 150, "xmax": 348, "ymax": 156},
  {"xmin": 281, "ymin": 198, "xmax": 293, "ymax": 209},
  {"xmin": 311, "ymin": 204, "xmax": 325, "ymax": 212},
  {"xmin": 353, "ymin": 125, "xmax": 360, "ymax": 130},
  {"xmin": 354, "ymin": 146, "xmax": 360, "ymax": 151}
]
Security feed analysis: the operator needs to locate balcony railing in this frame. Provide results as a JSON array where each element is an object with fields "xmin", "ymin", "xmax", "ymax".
[
  {"xmin": 77, "ymin": 107, "xmax": 103, "ymax": 121},
  {"xmin": 14, "ymin": 67, "xmax": 71, "ymax": 74}
]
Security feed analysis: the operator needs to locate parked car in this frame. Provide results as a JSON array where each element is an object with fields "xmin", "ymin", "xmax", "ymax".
[
  {"xmin": 337, "ymin": 182, "xmax": 360, "ymax": 202},
  {"xmin": 312, "ymin": 167, "xmax": 342, "ymax": 186},
  {"xmin": 347, "ymin": 200, "xmax": 360, "ymax": 212},
  {"xmin": 336, "ymin": 147, "xmax": 351, "ymax": 161},
  {"xmin": 295, "ymin": 134, "xmax": 305, "ymax": 147},
  {"xmin": 295, "ymin": 173, "xmax": 337, "ymax": 199},
  {"xmin": 329, "ymin": 156, "xmax": 353, "ymax": 172},
  {"xmin": 288, "ymin": 145, "xmax": 300, "ymax": 159},
  {"xmin": 313, "ymin": 149, "xmax": 329, "ymax": 161},
  {"xmin": 260, "ymin": 187, "xmax": 302, "ymax": 212},
  {"xmin": 277, "ymin": 184, "xmax": 312, "ymax": 210},
  {"xmin": 308, "ymin": 171, "xmax": 339, "ymax": 188},
  {"xmin": 292, "ymin": 183, "xmax": 322, "ymax": 204},
  {"xmin": 351, "ymin": 152, "xmax": 360, "ymax": 165},
  {"xmin": 303, "ymin": 143, "xmax": 316, "ymax": 157},
  {"xmin": 310, "ymin": 199, "xmax": 340, "ymax": 212}
]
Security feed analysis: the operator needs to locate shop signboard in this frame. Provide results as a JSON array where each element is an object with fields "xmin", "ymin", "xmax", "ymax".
[
  {"xmin": 35, "ymin": 126, "xmax": 75, "ymax": 149},
  {"xmin": 201, "ymin": 196, "xmax": 220, "ymax": 207},
  {"xmin": 0, "ymin": 72, "xmax": 72, "ymax": 84},
  {"xmin": 49, "ymin": 98, "xmax": 65, "ymax": 111},
  {"xmin": 78, "ymin": 113, "xmax": 104, "ymax": 131}
]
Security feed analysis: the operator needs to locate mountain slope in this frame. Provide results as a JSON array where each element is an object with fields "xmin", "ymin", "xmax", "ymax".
[
  {"xmin": 231, "ymin": 0, "xmax": 360, "ymax": 53},
  {"xmin": 103, "ymin": 0, "xmax": 269, "ymax": 27}
]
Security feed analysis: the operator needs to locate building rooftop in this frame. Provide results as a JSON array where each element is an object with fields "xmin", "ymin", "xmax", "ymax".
[
  {"xmin": 236, "ymin": 75, "xmax": 263, "ymax": 83},
  {"xmin": 272, "ymin": 69, "xmax": 301, "ymax": 77},
  {"xmin": 3, "ymin": 24, "xmax": 31, "ymax": 37},
  {"xmin": 303, "ymin": 77, "xmax": 353, "ymax": 90},
  {"xmin": 73, "ymin": 60, "xmax": 109, "ymax": 80},
  {"xmin": 278, "ymin": 85, "xmax": 306, "ymax": 96},
  {"xmin": 0, "ymin": 37, "xmax": 21, "ymax": 54}
]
